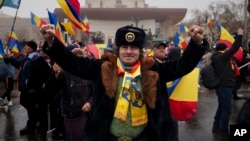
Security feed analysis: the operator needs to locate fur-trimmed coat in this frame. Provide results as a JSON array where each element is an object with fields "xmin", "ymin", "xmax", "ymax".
[{"xmin": 43, "ymin": 38, "xmax": 208, "ymax": 141}]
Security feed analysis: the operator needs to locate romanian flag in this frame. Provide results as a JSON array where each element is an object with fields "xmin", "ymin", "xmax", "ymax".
[
  {"xmin": 174, "ymin": 32, "xmax": 187, "ymax": 49},
  {"xmin": 0, "ymin": 0, "xmax": 21, "ymax": 9},
  {"xmin": 0, "ymin": 39, "xmax": 4, "ymax": 59},
  {"xmin": 9, "ymin": 38, "xmax": 22, "ymax": 54},
  {"xmin": 83, "ymin": 14, "xmax": 90, "ymax": 34},
  {"xmin": 30, "ymin": 12, "xmax": 47, "ymax": 28},
  {"xmin": 216, "ymin": 22, "xmax": 235, "ymax": 48},
  {"xmin": 85, "ymin": 44, "xmax": 109, "ymax": 59},
  {"xmin": 7, "ymin": 29, "xmax": 22, "ymax": 54},
  {"xmin": 167, "ymin": 63, "xmax": 200, "ymax": 121},
  {"xmin": 179, "ymin": 23, "xmax": 189, "ymax": 33},
  {"xmin": 68, "ymin": 0, "xmax": 80, "ymax": 14},
  {"xmin": 205, "ymin": 15, "xmax": 212, "ymax": 28},
  {"xmin": 60, "ymin": 22, "xmax": 76, "ymax": 35},
  {"xmin": 57, "ymin": 0, "xmax": 87, "ymax": 32},
  {"xmin": 48, "ymin": 10, "xmax": 65, "ymax": 44},
  {"xmin": 233, "ymin": 47, "xmax": 244, "ymax": 62},
  {"xmin": 86, "ymin": 44, "xmax": 101, "ymax": 59},
  {"xmin": 217, "ymin": 22, "xmax": 244, "ymax": 63},
  {"xmin": 8, "ymin": 30, "xmax": 18, "ymax": 42}
]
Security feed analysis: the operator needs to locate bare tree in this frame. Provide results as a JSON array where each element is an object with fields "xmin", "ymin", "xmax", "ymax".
[
  {"xmin": 91, "ymin": 31, "xmax": 105, "ymax": 44},
  {"xmin": 187, "ymin": 0, "xmax": 246, "ymax": 45}
]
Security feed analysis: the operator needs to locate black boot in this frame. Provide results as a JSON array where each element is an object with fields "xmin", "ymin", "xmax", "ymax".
[{"xmin": 233, "ymin": 91, "xmax": 241, "ymax": 100}]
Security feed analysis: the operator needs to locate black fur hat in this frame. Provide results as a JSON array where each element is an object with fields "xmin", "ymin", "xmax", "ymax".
[
  {"xmin": 115, "ymin": 26, "xmax": 146, "ymax": 49},
  {"xmin": 216, "ymin": 43, "xmax": 227, "ymax": 51},
  {"xmin": 25, "ymin": 41, "xmax": 37, "ymax": 51}
]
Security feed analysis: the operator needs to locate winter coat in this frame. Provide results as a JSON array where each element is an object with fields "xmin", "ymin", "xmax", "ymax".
[
  {"xmin": 211, "ymin": 35, "xmax": 243, "ymax": 87},
  {"xmin": 46, "ymin": 70, "xmax": 94, "ymax": 119}
]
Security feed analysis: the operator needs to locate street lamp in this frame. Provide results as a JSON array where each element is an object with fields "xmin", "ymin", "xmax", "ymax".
[{"xmin": 131, "ymin": 17, "xmax": 140, "ymax": 27}]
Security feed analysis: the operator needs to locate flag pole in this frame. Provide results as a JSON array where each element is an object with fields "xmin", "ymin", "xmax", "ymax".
[{"xmin": 7, "ymin": 0, "xmax": 22, "ymax": 48}]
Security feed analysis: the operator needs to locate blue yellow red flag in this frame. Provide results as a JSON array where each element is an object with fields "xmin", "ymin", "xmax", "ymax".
[
  {"xmin": 205, "ymin": 15, "xmax": 213, "ymax": 28},
  {"xmin": 0, "ymin": 39, "xmax": 4, "ymax": 58},
  {"xmin": 68, "ymin": 0, "xmax": 80, "ymax": 14},
  {"xmin": 9, "ymin": 38, "xmax": 22, "ymax": 54},
  {"xmin": 179, "ymin": 23, "xmax": 189, "ymax": 33},
  {"xmin": 48, "ymin": 10, "xmax": 65, "ymax": 45},
  {"xmin": 217, "ymin": 22, "xmax": 243, "ymax": 62},
  {"xmin": 60, "ymin": 22, "xmax": 76, "ymax": 35},
  {"xmin": 8, "ymin": 30, "xmax": 18, "ymax": 41},
  {"xmin": 57, "ymin": 0, "xmax": 87, "ymax": 32},
  {"xmin": 83, "ymin": 14, "xmax": 90, "ymax": 34},
  {"xmin": 30, "ymin": 12, "xmax": 47, "ymax": 28},
  {"xmin": 166, "ymin": 62, "xmax": 200, "ymax": 121},
  {"xmin": 174, "ymin": 32, "xmax": 187, "ymax": 49},
  {"xmin": 216, "ymin": 22, "xmax": 235, "ymax": 48}
]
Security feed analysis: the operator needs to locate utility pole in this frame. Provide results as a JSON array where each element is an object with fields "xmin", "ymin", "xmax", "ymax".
[{"xmin": 244, "ymin": 0, "xmax": 249, "ymax": 51}]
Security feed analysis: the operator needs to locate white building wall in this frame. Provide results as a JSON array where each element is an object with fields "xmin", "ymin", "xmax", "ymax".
[
  {"xmin": 89, "ymin": 19, "xmax": 156, "ymax": 43},
  {"xmin": 85, "ymin": 0, "xmax": 146, "ymax": 8}
]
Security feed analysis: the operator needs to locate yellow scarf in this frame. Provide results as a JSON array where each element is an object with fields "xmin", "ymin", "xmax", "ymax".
[{"xmin": 114, "ymin": 59, "xmax": 148, "ymax": 126}]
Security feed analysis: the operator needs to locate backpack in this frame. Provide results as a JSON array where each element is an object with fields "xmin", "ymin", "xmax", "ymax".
[{"xmin": 200, "ymin": 64, "xmax": 220, "ymax": 90}]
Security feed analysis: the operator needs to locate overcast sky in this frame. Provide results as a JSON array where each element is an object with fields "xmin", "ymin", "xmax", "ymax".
[{"xmin": 0, "ymin": 0, "xmax": 225, "ymax": 20}]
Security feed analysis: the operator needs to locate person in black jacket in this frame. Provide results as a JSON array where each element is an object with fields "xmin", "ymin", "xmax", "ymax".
[
  {"xmin": 26, "ymin": 48, "xmax": 53, "ymax": 140},
  {"xmin": 40, "ymin": 24, "xmax": 208, "ymax": 141},
  {"xmin": 211, "ymin": 28, "xmax": 243, "ymax": 138},
  {"xmin": 45, "ymin": 45, "xmax": 95, "ymax": 141}
]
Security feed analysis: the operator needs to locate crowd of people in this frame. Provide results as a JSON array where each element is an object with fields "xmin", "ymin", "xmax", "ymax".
[{"xmin": 0, "ymin": 23, "xmax": 249, "ymax": 141}]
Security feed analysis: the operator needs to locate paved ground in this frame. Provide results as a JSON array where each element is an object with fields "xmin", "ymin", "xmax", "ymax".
[{"xmin": 0, "ymin": 80, "xmax": 249, "ymax": 141}]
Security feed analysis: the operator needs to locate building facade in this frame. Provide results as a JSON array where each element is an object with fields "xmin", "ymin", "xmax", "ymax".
[
  {"xmin": 85, "ymin": 0, "xmax": 148, "ymax": 8},
  {"xmin": 55, "ymin": 0, "xmax": 187, "ymax": 44},
  {"xmin": 0, "ymin": 0, "xmax": 187, "ymax": 46}
]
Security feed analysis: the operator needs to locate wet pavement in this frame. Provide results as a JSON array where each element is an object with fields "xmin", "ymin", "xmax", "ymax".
[{"xmin": 0, "ymin": 80, "xmax": 249, "ymax": 141}]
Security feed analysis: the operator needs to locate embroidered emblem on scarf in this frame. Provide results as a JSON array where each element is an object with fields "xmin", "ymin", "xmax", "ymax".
[{"xmin": 114, "ymin": 58, "xmax": 148, "ymax": 126}]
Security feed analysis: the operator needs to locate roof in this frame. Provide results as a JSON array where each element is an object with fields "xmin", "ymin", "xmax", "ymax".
[
  {"xmin": 0, "ymin": 13, "xmax": 48, "ymax": 43},
  {"xmin": 54, "ymin": 8, "xmax": 187, "ymax": 24}
]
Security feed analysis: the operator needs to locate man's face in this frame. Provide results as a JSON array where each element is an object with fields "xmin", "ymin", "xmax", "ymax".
[
  {"xmin": 154, "ymin": 45, "xmax": 166, "ymax": 60},
  {"xmin": 24, "ymin": 45, "xmax": 34, "ymax": 54},
  {"xmin": 119, "ymin": 45, "xmax": 140, "ymax": 66}
]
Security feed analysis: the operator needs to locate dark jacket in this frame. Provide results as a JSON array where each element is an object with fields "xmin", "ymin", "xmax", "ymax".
[
  {"xmin": 7, "ymin": 52, "xmax": 39, "ymax": 91},
  {"xmin": 0, "ymin": 59, "xmax": 9, "ymax": 81},
  {"xmin": 43, "ymin": 37, "xmax": 208, "ymax": 141},
  {"xmin": 27, "ymin": 55, "xmax": 52, "ymax": 95},
  {"xmin": 211, "ymin": 35, "xmax": 243, "ymax": 87},
  {"xmin": 45, "ymin": 70, "xmax": 94, "ymax": 119}
]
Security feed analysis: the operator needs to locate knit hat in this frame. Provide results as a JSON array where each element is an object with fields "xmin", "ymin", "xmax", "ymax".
[
  {"xmin": 25, "ymin": 41, "xmax": 37, "ymax": 51},
  {"xmin": 115, "ymin": 25, "xmax": 146, "ymax": 49},
  {"xmin": 66, "ymin": 44, "xmax": 78, "ymax": 52},
  {"xmin": 154, "ymin": 42, "xmax": 167, "ymax": 49},
  {"xmin": 216, "ymin": 43, "xmax": 227, "ymax": 51}
]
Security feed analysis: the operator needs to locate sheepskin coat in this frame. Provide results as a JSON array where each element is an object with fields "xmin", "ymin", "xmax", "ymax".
[{"xmin": 43, "ymin": 37, "xmax": 208, "ymax": 141}]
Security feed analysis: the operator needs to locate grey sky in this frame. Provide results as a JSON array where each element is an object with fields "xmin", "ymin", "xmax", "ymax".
[{"xmin": 0, "ymin": 0, "xmax": 226, "ymax": 20}]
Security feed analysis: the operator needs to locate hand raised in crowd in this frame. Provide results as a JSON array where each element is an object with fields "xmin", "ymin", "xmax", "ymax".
[
  {"xmin": 52, "ymin": 63, "xmax": 61, "ymax": 78},
  {"xmin": 188, "ymin": 25, "xmax": 205, "ymax": 45},
  {"xmin": 4, "ymin": 49, "xmax": 13, "ymax": 58},
  {"xmin": 40, "ymin": 24, "xmax": 55, "ymax": 46},
  {"xmin": 81, "ymin": 102, "xmax": 91, "ymax": 112}
]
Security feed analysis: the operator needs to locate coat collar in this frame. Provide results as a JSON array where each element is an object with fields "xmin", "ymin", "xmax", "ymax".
[{"xmin": 101, "ymin": 53, "xmax": 159, "ymax": 109}]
